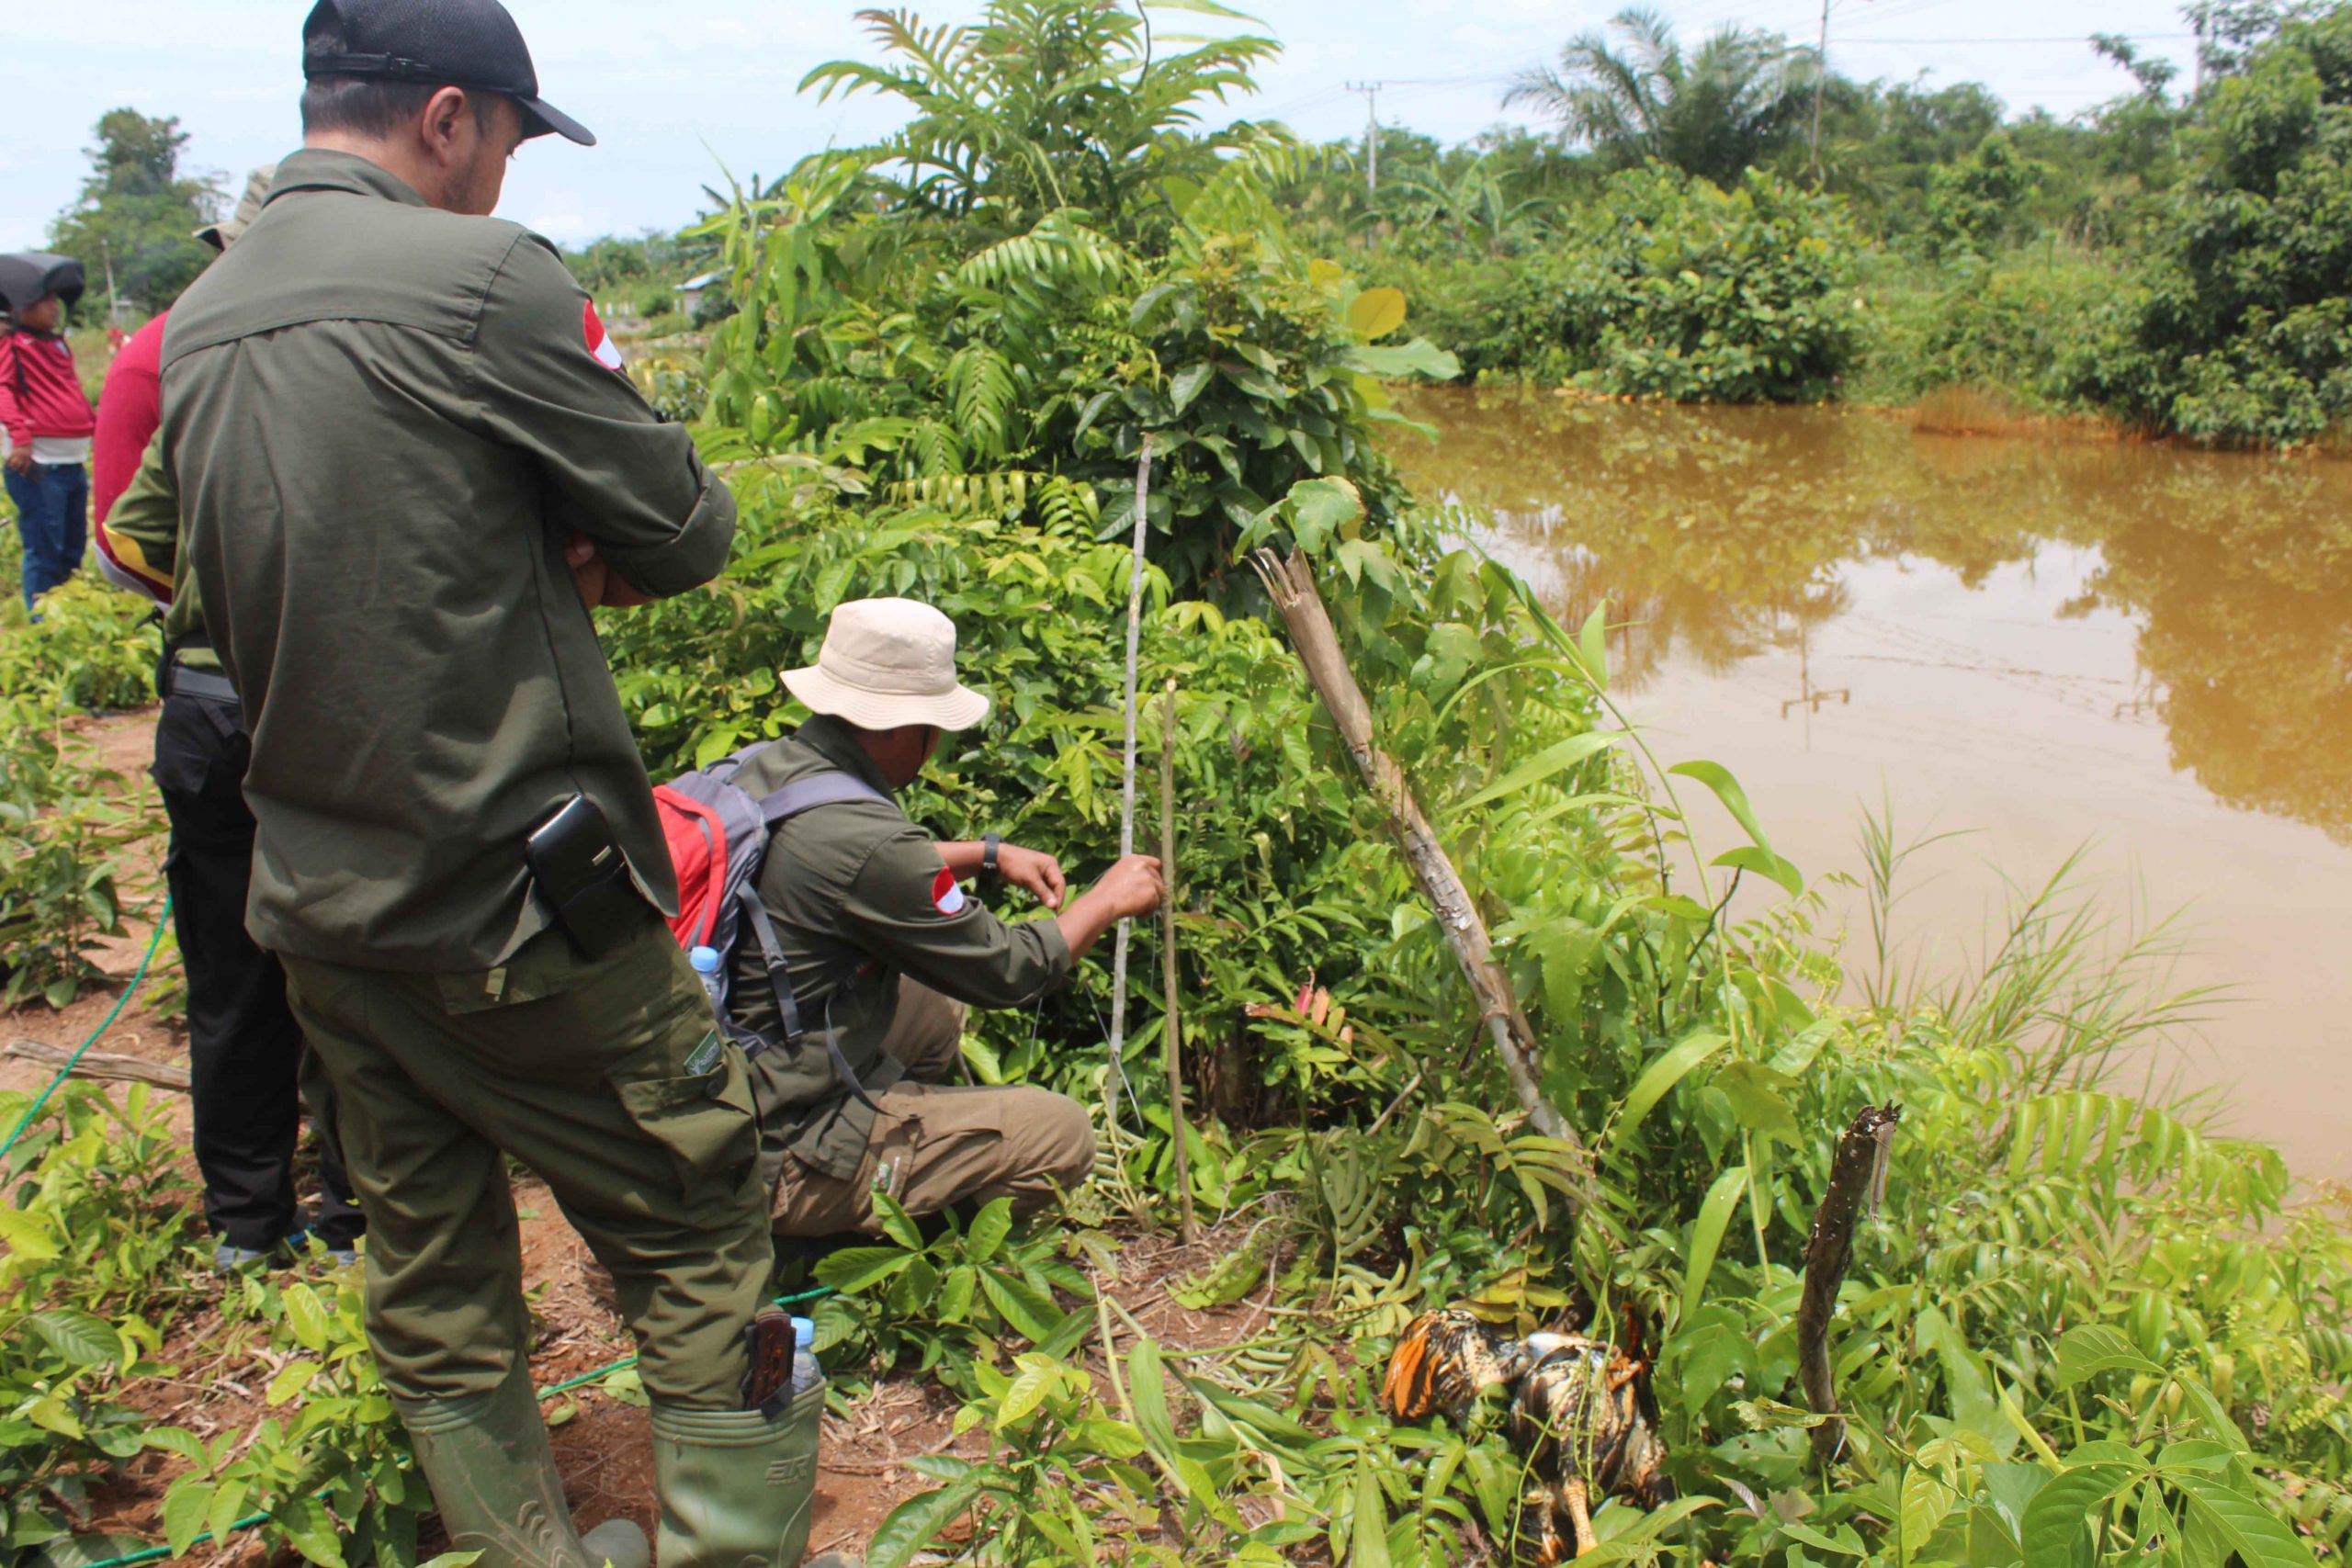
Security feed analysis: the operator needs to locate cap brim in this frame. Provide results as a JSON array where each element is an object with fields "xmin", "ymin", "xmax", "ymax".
[
  {"xmin": 517, "ymin": 96, "xmax": 596, "ymax": 147},
  {"xmin": 782, "ymin": 667, "xmax": 992, "ymax": 733},
  {"xmin": 193, "ymin": 225, "xmax": 228, "ymax": 252}
]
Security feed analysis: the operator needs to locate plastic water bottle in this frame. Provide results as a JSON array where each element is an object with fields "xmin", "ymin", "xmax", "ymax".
[
  {"xmin": 789, "ymin": 1316, "xmax": 822, "ymax": 1397},
  {"xmin": 689, "ymin": 945, "xmax": 726, "ymax": 1020}
]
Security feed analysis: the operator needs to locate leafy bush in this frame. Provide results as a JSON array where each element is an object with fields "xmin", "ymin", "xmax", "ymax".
[
  {"xmin": 0, "ymin": 703, "xmax": 148, "ymax": 1009},
  {"xmin": 1853, "ymin": 252, "xmax": 2141, "ymax": 410},
  {"xmin": 2091, "ymin": 7, "xmax": 2352, "ymax": 445},
  {"xmin": 1491, "ymin": 164, "xmax": 1863, "ymax": 400}
]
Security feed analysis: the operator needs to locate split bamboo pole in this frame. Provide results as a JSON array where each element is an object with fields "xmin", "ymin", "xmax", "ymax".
[
  {"xmin": 1158, "ymin": 679, "xmax": 1202, "ymax": 1244},
  {"xmin": 1247, "ymin": 548, "xmax": 1575, "ymax": 1147},
  {"xmin": 1107, "ymin": 436, "xmax": 1155, "ymax": 1123},
  {"xmin": 1797, "ymin": 1102, "xmax": 1903, "ymax": 1461}
]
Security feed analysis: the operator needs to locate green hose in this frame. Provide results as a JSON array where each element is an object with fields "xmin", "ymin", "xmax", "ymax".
[{"xmin": 0, "ymin": 899, "xmax": 172, "ymax": 1163}]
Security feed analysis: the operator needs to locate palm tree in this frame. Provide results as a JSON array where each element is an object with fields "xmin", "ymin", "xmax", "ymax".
[{"xmin": 1503, "ymin": 6, "xmax": 1822, "ymax": 186}]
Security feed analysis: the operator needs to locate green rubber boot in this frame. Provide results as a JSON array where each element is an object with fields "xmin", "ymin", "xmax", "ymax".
[
  {"xmin": 396, "ymin": 1365, "xmax": 650, "ymax": 1568},
  {"xmin": 649, "ymin": 1378, "xmax": 826, "ymax": 1567}
]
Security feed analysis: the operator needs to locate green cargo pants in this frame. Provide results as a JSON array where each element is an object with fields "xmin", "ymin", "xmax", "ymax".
[{"xmin": 281, "ymin": 913, "xmax": 774, "ymax": 1407}]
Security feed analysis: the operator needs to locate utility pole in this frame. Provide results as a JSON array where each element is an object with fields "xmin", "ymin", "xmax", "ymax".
[
  {"xmin": 1807, "ymin": 0, "xmax": 1831, "ymax": 185},
  {"xmin": 1347, "ymin": 81, "xmax": 1381, "ymax": 194}
]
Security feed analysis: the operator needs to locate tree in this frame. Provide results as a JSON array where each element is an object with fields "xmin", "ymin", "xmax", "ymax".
[
  {"xmin": 1502, "ymin": 6, "xmax": 1822, "ymax": 187},
  {"xmin": 48, "ymin": 109, "xmax": 221, "ymax": 317},
  {"xmin": 799, "ymin": 0, "xmax": 1282, "ymax": 250}
]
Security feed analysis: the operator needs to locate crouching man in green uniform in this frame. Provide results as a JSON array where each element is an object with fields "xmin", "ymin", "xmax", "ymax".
[
  {"xmin": 134, "ymin": 3, "xmax": 824, "ymax": 1564},
  {"xmin": 727, "ymin": 598, "xmax": 1166, "ymax": 1236}
]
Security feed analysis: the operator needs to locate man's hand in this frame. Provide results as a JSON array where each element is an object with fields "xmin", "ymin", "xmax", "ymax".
[
  {"xmin": 564, "ymin": 532, "xmax": 656, "ymax": 609},
  {"xmin": 1053, "ymin": 853, "xmax": 1166, "ymax": 963},
  {"xmin": 4, "ymin": 449, "xmax": 32, "ymax": 476},
  {"xmin": 996, "ymin": 844, "xmax": 1068, "ymax": 910}
]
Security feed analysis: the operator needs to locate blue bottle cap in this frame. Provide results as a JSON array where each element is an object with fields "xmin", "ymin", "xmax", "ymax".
[
  {"xmin": 689, "ymin": 945, "xmax": 721, "ymax": 974},
  {"xmin": 791, "ymin": 1315, "xmax": 814, "ymax": 1347}
]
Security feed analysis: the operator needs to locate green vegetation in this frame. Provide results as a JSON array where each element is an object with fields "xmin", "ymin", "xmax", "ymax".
[
  {"xmin": 1, "ymin": 5, "xmax": 2346, "ymax": 1568},
  {"xmin": 44, "ymin": 109, "xmax": 220, "ymax": 321}
]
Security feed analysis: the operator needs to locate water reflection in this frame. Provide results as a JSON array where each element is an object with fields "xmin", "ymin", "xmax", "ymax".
[{"xmin": 1397, "ymin": 386, "xmax": 2352, "ymax": 842}]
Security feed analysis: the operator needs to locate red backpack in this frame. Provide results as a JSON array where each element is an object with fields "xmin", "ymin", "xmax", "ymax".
[{"xmin": 652, "ymin": 744, "xmax": 888, "ymax": 1055}]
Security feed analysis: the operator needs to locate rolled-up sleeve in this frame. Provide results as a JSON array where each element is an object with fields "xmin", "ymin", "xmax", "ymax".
[
  {"xmin": 841, "ymin": 829, "xmax": 1073, "ymax": 1008},
  {"xmin": 469, "ymin": 232, "xmax": 736, "ymax": 597},
  {"xmin": 93, "ymin": 433, "xmax": 179, "ymax": 604}
]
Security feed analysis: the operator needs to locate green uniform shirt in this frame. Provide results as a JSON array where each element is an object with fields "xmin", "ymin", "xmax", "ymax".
[
  {"xmin": 143, "ymin": 150, "xmax": 735, "ymax": 971},
  {"xmin": 730, "ymin": 716, "xmax": 1073, "ymax": 1183},
  {"xmin": 100, "ymin": 434, "xmax": 218, "ymax": 671}
]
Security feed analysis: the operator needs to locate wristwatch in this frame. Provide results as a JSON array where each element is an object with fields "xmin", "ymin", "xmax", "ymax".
[{"xmin": 981, "ymin": 832, "xmax": 1002, "ymax": 877}]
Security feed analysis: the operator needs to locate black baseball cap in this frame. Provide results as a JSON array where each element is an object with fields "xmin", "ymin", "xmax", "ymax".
[{"xmin": 302, "ymin": 0, "xmax": 595, "ymax": 147}]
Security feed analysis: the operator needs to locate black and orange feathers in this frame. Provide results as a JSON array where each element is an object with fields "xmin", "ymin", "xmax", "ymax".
[{"xmin": 1382, "ymin": 1303, "xmax": 1670, "ymax": 1563}]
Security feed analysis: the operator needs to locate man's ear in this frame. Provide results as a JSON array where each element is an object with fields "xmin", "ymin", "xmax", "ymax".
[{"xmin": 419, "ymin": 86, "xmax": 471, "ymax": 158}]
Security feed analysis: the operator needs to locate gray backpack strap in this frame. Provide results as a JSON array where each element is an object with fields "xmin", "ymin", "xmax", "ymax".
[
  {"xmin": 757, "ymin": 771, "xmax": 890, "ymax": 825},
  {"xmin": 738, "ymin": 769, "xmax": 892, "ymax": 1111}
]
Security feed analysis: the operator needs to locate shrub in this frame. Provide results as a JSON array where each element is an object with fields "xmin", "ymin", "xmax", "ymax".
[
  {"xmin": 1855, "ymin": 251, "xmax": 2141, "ymax": 409},
  {"xmin": 1497, "ymin": 164, "xmax": 1862, "ymax": 400},
  {"xmin": 2092, "ymin": 7, "xmax": 2352, "ymax": 445}
]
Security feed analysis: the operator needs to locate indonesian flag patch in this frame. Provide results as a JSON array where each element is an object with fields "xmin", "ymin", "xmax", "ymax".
[
  {"xmin": 582, "ymin": 299, "xmax": 625, "ymax": 372},
  {"xmin": 930, "ymin": 865, "xmax": 967, "ymax": 916}
]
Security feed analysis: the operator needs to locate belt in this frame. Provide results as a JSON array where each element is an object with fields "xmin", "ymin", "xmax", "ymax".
[{"xmin": 167, "ymin": 667, "xmax": 241, "ymax": 705}]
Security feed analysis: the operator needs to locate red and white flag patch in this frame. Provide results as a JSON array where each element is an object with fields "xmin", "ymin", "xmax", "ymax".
[
  {"xmin": 930, "ymin": 865, "xmax": 967, "ymax": 916},
  {"xmin": 582, "ymin": 299, "xmax": 625, "ymax": 372}
]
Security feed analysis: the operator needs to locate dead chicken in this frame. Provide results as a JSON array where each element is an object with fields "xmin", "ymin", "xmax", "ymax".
[{"xmin": 1382, "ymin": 1305, "xmax": 1672, "ymax": 1563}]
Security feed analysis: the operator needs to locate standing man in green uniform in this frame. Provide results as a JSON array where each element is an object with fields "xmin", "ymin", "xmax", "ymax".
[
  {"xmin": 133, "ymin": 4, "xmax": 814, "ymax": 1565},
  {"xmin": 722, "ymin": 599, "xmax": 1165, "ymax": 1234}
]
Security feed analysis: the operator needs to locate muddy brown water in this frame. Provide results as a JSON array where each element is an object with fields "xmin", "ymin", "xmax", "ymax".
[{"xmin": 1396, "ymin": 385, "xmax": 2352, "ymax": 1182}]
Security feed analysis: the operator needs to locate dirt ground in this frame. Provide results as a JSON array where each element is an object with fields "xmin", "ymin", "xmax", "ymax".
[{"xmin": 9, "ymin": 709, "xmax": 1289, "ymax": 1564}]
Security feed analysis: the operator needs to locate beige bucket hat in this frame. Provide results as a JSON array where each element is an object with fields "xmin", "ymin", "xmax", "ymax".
[
  {"xmin": 196, "ymin": 164, "xmax": 278, "ymax": 251},
  {"xmin": 784, "ymin": 598, "xmax": 992, "ymax": 732}
]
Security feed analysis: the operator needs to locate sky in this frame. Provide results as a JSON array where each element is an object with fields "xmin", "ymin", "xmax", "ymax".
[{"xmin": 4, "ymin": 0, "xmax": 2200, "ymax": 253}]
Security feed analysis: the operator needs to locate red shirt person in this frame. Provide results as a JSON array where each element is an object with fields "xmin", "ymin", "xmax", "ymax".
[{"xmin": 0, "ymin": 253, "xmax": 96, "ymax": 616}]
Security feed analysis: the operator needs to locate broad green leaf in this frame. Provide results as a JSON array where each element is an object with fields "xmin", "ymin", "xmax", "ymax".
[
  {"xmin": 2018, "ymin": 1464, "xmax": 2133, "ymax": 1568},
  {"xmin": 2051, "ymin": 1325, "xmax": 2163, "ymax": 1388},
  {"xmin": 1284, "ymin": 476, "xmax": 1365, "ymax": 554},
  {"xmin": 1778, "ymin": 1519, "xmax": 1863, "ymax": 1556},
  {"xmin": 964, "ymin": 1199, "xmax": 1014, "ymax": 1264},
  {"xmin": 163, "ymin": 1482, "xmax": 217, "ymax": 1559},
  {"xmin": 1170, "ymin": 361, "xmax": 1214, "ymax": 414},
  {"xmin": 813, "ymin": 1247, "xmax": 916, "ymax": 1293},
  {"xmin": 30, "ymin": 1308, "xmax": 119, "ymax": 1369},
  {"xmin": 0, "ymin": 1209, "xmax": 60, "ymax": 1259},
  {"xmin": 1459, "ymin": 731, "xmax": 1623, "ymax": 809},
  {"xmin": 977, "ymin": 1269, "xmax": 1061, "ymax": 1342},
  {"xmin": 266, "ymin": 1359, "xmax": 320, "ymax": 1405},
  {"xmin": 283, "ymin": 1283, "xmax": 331, "ymax": 1353},
  {"xmin": 995, "ymin": 1360, "xmax": 1060, "ymax": 1428},
  {"xmin": 1348, "ymin": 286, "xmax": 1408, "ymax": 343},
  {"xmin": 2170, "ymin": 1373, "xmax": 2249, "ymax": 1451},
  {"xmin": 1611, "ymin": 1032, "xmax": 1729, "ymax": 1147},
  {"xmin": 1713, "ymin": 843, "xmax": 1805, "ymax": 897},
  {"xmin": 1576, "ymin": 602, "xmax": 1611, "ymax": 693},
  {"xmin": 276, "ymin": 1495, "xmax": 348, "ymax": 1568},
  {"xmin": 1347, "ymin": 338, "xmax": 1461, "ymax": 380},
  {"xmin": 2178, "ymin": 1477, "xmax": 2321, "ymax": 1568},
  {"xmin": 1667, "ymin": 759, "xmax": 1781, "ymax": 855},
  {"xmin": 143, "ymin": 1426, "xmax": 209, "ymax": 1464},
  {"xmin": 873, "ymin": 1193, "xmax": 924, "ymax": 1250},
  {"xmin": 1902, "ymin": 1470, "xmax": 1958, "ymax": 1568},
  {"xmin": 1679, "ymin": 1164, "xmax": 1750, "ymax": 1322},
  {"xmin": 209, "ymin": 1479, "xmax": 253, "ymax": 1550},
  {"xmin": 1128, "ymin": 1336, "xmax": 1182, "ymax": 1462},
  {"xmin": 1712, "ymin": 1059, "xmax": 1801, "ymax": 1145},
  {"xmin": 867, "ymin": 1473, "xmax": 986, "ymax": 1568},
  {"xmin": 1351, "ymin": 1461, "xmax": 1393, "ymax": 1568}
]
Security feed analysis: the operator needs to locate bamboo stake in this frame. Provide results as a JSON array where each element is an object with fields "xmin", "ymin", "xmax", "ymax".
[
  {"xmin": 1247, "ymin": 548, "xmax": 1577, "ymax": 1150},
  {"xmin": 1798, "ymin": 1102, "xmax": 1903, "ymax": 1462},
  {"xmin": 1158, "ymin": 679, "xmax": 1201, "ymax": 1244},
  {"xmin": 1107, "ymin": 435, "xmax": 1155, "ymax": 1123}
]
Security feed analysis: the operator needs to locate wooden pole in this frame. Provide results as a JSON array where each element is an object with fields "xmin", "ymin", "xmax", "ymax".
[
  {"xmin": 1797, "ymin": 1102, "xmax": 1903, "ymax": 1462},
  {"xmin": 5, "ymin": 1039, "xmax": 190, "ymax": 1091},
  {"xmin": 1248, "ymin": 548, "xmax": 1577, "ymax": 1151},
  {"xmin": 1157, "ymin": 679, "xmax": 1201, "ymax": 1244},
  {"xmin": 1107, "ymin": 436, "xmax": 1155, "ymax": 1123}
]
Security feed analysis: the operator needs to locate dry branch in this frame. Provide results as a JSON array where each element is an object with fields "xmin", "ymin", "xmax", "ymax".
[
  {"xmin": 1798, "ymin": 1102, "xmax": 1903, "ymax": 1461},
  {"xmin": 6, "ymin": 1039, "xmax": 191, "ymax": 1091},
  {"xmin": 1247, "ymin": 548, "xmax": 1573, "ymax": 1147}
]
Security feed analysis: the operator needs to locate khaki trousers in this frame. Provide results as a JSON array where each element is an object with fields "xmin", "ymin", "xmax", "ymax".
[
  {"xmin": 282, "ymin": 915, "xmax": 774, "ymax": 1407},
  {"xmin": 770, "ymin": 980, "xmax": 1096, "ymax": 1236}
]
